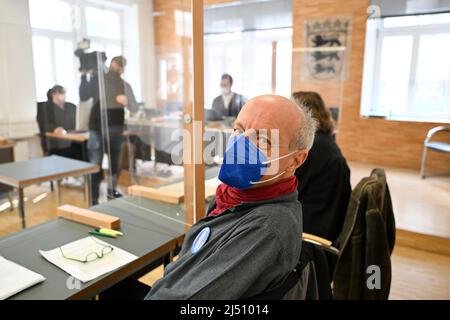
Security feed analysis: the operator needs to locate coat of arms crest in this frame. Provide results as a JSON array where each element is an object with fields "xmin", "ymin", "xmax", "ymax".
[{"xmin": 303, "ymin": 17, "xmax": 352, "ymax": 81}]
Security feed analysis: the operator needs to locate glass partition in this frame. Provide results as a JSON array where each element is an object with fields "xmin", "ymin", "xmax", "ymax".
[
  {"xmin": 91, "ymin": 0, "xmax": 201, "ymax": 229},
  {"xmin": 202, "ymin": 0, "xmax": 293, "ymax": 189},
  {"xmin": 1, "ymin": 0, "xmax": 302, "ymax": 235},
  {"xmin": 0, "ymin": 0, "xmax": 207, "ymax": 235}
]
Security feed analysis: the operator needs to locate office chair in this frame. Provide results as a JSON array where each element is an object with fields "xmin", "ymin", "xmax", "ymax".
[
  {"xmin": 420, "ymin": 126, "xmax": 450, "ymax": 178},
  {"xmin": 0, "ymin": 143, "xmax": 15, "ymax": 211},
  {"xmin": 245, "ymin": 240, "xmax": 332, "ymax": 300},
  {"xmin": 36, "ymin": 102, "xmax": 50, "ymax": 154},
  {"xmin": 36, "ymin": 102, "xmax": 55, "ymax": 191}
]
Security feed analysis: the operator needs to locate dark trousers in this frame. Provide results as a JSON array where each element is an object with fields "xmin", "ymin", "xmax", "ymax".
[{"xmin": 87, "ymin": 131, "xmax": 124, "ymax": 204}]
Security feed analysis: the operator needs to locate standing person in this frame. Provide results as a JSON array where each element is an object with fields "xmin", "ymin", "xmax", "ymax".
[
  {"xmin": 292, "ymin": 91, "xmax": 351, "ymax": 244},
  {"xmin": 211, "ymin": 73, "xmax": 247, "ymax": 118},
  {"xmin": 81, "ymin": 56, "xmax": 138, "ymax": 204}
]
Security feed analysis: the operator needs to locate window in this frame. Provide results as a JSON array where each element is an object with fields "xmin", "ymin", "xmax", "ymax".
[
  {"xmin": 31, "ymin": 36, "xmax": 54, "ymax": 102},
  {"xmin": 204, "ymin": 28, "xmax": 292, "ymax": 108},
  {"xmin": 29, "ymin": 0, "xmax": 124, "ymax": 103},
  {"xmin": 85, "ymin": 6, "xmax": 121, "ymax": 40},
  {"xmin": 29, "ymin": 0, "xmax": 72, "ymax": 32},
  {"xmin": 361, "ymin": 13, "xmax": 450, "ymax": 122}
]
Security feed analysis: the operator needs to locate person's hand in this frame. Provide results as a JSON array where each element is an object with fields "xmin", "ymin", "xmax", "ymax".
[
  {"xmin": 116, "ymin": 94, "xmax": 128, "ymax": 107},
  {"xmin": 54, "ymin": 127, "xmax": 66, "ymax": 135},
  {"xmin": 80, "ymin": 69, "xmax": 88, "ymax": 76}
]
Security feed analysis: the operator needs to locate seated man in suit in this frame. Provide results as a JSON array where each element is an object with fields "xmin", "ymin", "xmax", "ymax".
[
  {"xmin": 36, "ymin": 85, "xmax": 77, "ymax": 158},
  {"xmin": 211, "ymin": 74, "xmax": 247, "ymax": 118},
  {"xmin": 101, "ymin": 95, "xmax": 317, "ymax": 300}
]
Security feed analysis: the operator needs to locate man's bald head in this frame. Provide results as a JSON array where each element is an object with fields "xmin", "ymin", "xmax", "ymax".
[
  {"xmin": 232, "ymin": 94, "xmax": 316, "ymax": 186},
  {"xmin": 236, "ymin": 94, "xmax": 315, "ymax": 152}
]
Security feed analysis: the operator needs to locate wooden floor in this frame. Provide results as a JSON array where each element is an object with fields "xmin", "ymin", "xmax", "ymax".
[
  {"xmin": 349, "ymin": 162, "xmax": 450, "ymax": 238},
  {"xmin": 390, "ymin": 245, "xmax": 450, "ymax": 299},
  {"xmin": 0, "ymin": 182, "xmax": 86, "ymax": 237},
  {"xmin": 0, "ymin": 162, "xmax": 449, "ymax": 299}
]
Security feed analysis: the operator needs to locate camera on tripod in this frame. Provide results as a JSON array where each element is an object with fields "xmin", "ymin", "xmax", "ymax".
[{"xmin": 74, "ymin": 38, "xmax": 107, "ymax": 73}]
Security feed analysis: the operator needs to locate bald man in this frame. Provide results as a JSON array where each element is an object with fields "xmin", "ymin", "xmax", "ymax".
[{"xmin": 100, "ymin": 95, "xmax": 317, "ymax": 300}]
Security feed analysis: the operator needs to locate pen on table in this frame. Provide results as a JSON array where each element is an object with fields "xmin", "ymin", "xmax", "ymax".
[
  {"xmin": 95, "ymin": 227, "xmax": 123, "ymax": 236},
  {"xmin": 89, "ymin": 230, "xmax": 117, "ymax": 238}
]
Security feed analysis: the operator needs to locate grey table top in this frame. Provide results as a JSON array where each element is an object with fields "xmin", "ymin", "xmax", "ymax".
[
  {"xmin": 0, "ymin": 155, "xmax": 99, "ymax": 187},
  {"xmin": 0, "ymin": 196, "xmax": 186, "ymax": 300}
]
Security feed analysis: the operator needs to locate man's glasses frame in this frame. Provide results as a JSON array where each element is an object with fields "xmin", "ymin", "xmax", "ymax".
[{"xmin": 59, "ymin": 237, "xmax": 114, "ymax": 263}]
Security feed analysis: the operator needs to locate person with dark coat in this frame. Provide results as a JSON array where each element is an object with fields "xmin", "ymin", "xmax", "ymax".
[
  {"xmin": 292, "ymin": 91, "xmax": 351, "ymax": 243},
  {"xmin": 80, "ymin": 56, "xmax": 138, "ymax": 204},
  {"xmin": 36, "ymin": 85, "xmax": 77, "ymax": 158}
]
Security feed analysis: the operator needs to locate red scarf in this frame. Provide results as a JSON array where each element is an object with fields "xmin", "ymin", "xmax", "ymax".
[{"xmin": 209, "ymin": 175, "xmax": 298, "ymax": 217}]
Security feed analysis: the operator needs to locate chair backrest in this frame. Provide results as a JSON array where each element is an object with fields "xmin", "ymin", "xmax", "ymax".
[
  {"xmin": 425, "ymin": 126, "xmax": 450, "ymax": 141},
  {"xmin": 36, "ymin": 102, "xmax": 49, "ymax": 153},
  {"xmin": 245, "ymin": 241, "xmax": 333, "ymax": 300},
  {"xmin": 329, "ymin": 107, "xmax": 339, "ymax": 123},
  {"xmin": 333, "ymin": 168, "xmax": 396, "ymax": 300},
  {"xmin": 0, "ymin": 143, "xmax": 14, "ymax": 193},
  {"xmin": 36, "ymin": 102, "xmax": 48, "ymax": 133}
]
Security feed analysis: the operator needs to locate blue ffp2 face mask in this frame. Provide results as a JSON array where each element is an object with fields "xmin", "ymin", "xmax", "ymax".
[{"xmin": 218, "ymin": 134, "xmax": 297, "ymax": 190}]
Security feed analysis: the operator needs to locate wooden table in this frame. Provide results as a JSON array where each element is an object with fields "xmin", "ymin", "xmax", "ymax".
[
  {"xmin": 0, "ymin": 155, "xmax": 99, "ymax": 229},
  {"xmin": 45, "ymin": 131, "xmax": 89, "ymax": 161}
]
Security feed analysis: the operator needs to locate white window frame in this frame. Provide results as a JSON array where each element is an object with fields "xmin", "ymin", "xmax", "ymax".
[
  {"xmin": 30, "ymin": 0, "xmax": 125, "ymax": 102},
  {"xmin": 361, "ymin": 15, "xmax": 450, "ymax": 123}
]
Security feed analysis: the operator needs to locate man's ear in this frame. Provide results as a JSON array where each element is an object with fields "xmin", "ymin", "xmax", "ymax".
[{"xmin": 286, "ymin": 150, "xmax": 308, "ymax": 173}]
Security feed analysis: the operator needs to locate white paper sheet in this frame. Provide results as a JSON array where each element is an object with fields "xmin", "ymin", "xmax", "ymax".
[
  {"xmin": 0, "ymin": 256, "xmax": 46, "ymax": 300},
  {"xmin": 39, "ymin": 237, "xmax": 138, "ymax": 283}
]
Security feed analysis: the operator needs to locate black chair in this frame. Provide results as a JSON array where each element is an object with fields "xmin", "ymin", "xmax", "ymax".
[
  {"xmin": 36, "ymin": 102, "xmax": 50, "ymax": 155},
  {"xmin": 246, "ymin": 241, "xmax": 333, "ymax": 300},
  {"xmin": 0, "ymin": 141, "xmax": 15, "ymax": 210},
  {"xmin": 420, "ymin": 126, "xmax": 450, "ymax": 178},
  {"xmin": 329, "ymin": 107, "xmax": 339, "ymax": 124},
  {"xmin": 36, "ymin": 102, "xmax": 55, "ymax": 191}
]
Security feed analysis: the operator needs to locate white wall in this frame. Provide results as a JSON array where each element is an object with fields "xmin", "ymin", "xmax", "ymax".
[
  {"xmin": 123, "ymin": 0, "xmax": 157, "ymax": 108},
  {"xmin": 123, "ymin": 4, "xmax": 142, "ymax": 102},
  {"xmin": 0, "ymin": 0, "xmax": 38, "ymax": 138}
]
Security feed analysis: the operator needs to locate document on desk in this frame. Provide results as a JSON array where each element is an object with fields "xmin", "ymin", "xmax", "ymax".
[
  {"xmin": 0, "ymin": 256, "xmax": 46, "ymax": 300},
  {"xmin": 39, "ymin": 237, "xmax": 138, "ymax": 283}
]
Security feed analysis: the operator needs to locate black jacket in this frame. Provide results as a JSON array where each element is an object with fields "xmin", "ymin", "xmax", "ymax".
[
  {"xmin": 36, "ymin": 101, "xmax": 77, "ymax": 152},
  {"xmin": 80, "ymin": 71, "xmax": 138, "ymax": 133},
  {"xmin": 211, "ymin": 93, "xmax": 247, "ymax": 118},
  {"xmin": 36, "ymin": 101, "xmax": 76, "ymax": 133},
  {"xmin": 295, "ymin": 131, "xmax": 351, "ymax": 242},
  {"xmin": 333, "ymin": 168, "xmax": 396, "ymax": 300}
]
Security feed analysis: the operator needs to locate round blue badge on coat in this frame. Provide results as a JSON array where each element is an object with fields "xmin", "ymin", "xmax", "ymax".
[{"xmin": 191, "ymin": 227, "xmax": 211, "ymax": 254}]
